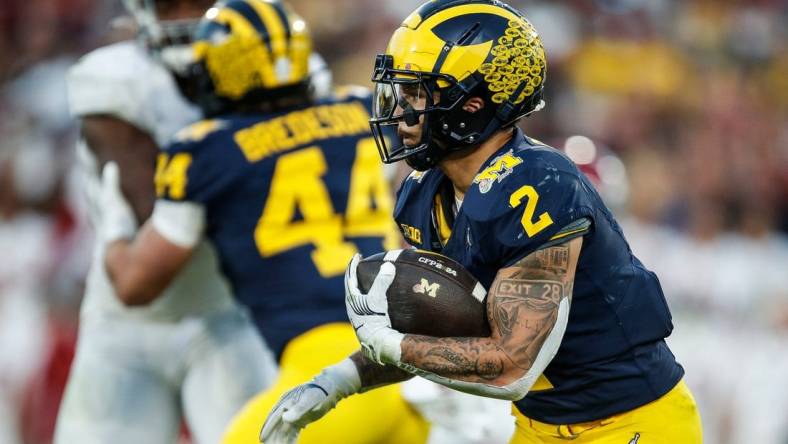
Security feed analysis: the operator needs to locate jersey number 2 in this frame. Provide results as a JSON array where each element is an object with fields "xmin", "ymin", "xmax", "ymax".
[
  {"xmin": 255, "ymin": 138, "xmax": 398, "ymax": 277},
  {"xmin": 509, "ymin": 185, "xmax": 553, "ymax": 237}
]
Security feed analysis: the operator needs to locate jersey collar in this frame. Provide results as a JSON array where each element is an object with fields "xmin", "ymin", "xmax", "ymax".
[{"xmin": 429, "ymin": 128, "xmax": 528, "ymax": 249}]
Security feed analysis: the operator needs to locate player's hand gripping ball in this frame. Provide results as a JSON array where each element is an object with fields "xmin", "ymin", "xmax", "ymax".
[
  {"xmin": 353, "ymin": 249, "xmax": 490, "ymax": 338},
  {"xmin": 344, "ymin": 254, "xmax": 401, "ymax": 364}
]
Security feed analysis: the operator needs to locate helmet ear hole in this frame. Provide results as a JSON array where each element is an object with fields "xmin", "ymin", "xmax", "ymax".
[{"xmin": 462, "ymin": 97, "xmax": 485, "ymax": 113}]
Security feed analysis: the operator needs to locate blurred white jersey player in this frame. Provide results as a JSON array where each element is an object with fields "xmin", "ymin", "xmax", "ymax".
[{"xmin": 54, "ymin": 1, "xmax": 277, "ymax": 443}]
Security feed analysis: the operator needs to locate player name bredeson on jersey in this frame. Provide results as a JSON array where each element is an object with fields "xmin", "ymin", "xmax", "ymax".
[{"xmin": 234, "ymin": 101, "xmax": 371, "ymax": 162}]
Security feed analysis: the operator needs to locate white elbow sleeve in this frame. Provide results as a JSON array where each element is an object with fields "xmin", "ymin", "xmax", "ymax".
[
  {"xmin": 151, "ymin": 200, "xmax": 206, "ymax": 248},
  {"xmin": 399, "ymin": 296, "xmax": 571, "ymax": 401}
]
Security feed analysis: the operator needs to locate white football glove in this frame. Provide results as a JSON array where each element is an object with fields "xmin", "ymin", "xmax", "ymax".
[
  {"xmin": 98, "ymin": 161, "xmax": 137, "ymax": 243},
  {"xmin": 344, "ymin": 254, "xmax": 404, "ymax": 365},
  {"xmin": 260, "ymin": 359, "xmax": 360, "ymax": 444}
]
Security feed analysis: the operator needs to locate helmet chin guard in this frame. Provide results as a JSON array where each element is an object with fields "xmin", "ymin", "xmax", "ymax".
[
  {"xmin": 122, "ymin": 0, "xmax": 203, "ymax": 73},
  {"xmin": 369, "ymin": 54, "xmax": 474, "ymax": 171}
]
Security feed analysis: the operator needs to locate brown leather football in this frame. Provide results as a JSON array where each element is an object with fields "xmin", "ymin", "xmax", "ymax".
[{"xmin": 356, "ymin": 249, "xmax": 490, "ymax": 337}]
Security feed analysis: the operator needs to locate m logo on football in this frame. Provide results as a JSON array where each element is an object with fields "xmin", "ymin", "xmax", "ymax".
[{"xmin": 413, "ymin": 279, "xmax": 440, "ymax": 298}]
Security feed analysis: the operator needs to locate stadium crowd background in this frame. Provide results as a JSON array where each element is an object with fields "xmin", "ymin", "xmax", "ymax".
[{"xmin": 0, "ymin": 0, "xmax": 785, "ymax": 442}]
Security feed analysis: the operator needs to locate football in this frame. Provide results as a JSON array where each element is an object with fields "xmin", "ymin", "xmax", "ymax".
[{"xmin": 356, "ymin": 249, "xmax": 490, "ymax": 337}]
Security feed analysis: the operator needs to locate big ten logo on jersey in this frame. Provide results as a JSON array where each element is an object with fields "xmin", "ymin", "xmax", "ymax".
[
  {"xmin": 155, "ymin": 153, "xmax": 192, "ymax": 200},
  {"xmin": 400, "ymin": 223, "xmax": 422, "ymax": 245},
  {"xmin": 246, "ymin": 102, "xmax": 400, "ymax": 277}
]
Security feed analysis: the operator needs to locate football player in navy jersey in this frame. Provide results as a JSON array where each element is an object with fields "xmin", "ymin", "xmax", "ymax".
[
  {"xmin": 262, "ymin": 1, "xmax": 703, "ymax": 443},
  {"xmin": 56, "ymin": 1, "xmax": 277, "ymax": 443},
  {"xmin": 96, "ymin": 1, "xmax": 430, "ymax": 443}
]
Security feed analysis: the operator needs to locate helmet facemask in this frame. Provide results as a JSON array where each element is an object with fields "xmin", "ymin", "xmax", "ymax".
[
  {"xmin": 370, "ymin": 54, "xmax": 475, "ymax": 171},
  {"xmin": 370, "ymin": 53, "xmax": 543, "ymax": 171},
  {"xmin": 122, "ymin": 0, "xmax": 206, "ymax": 75}
]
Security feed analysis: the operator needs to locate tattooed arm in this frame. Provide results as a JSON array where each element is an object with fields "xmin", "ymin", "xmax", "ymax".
[
  {"xmin": 394, "ymin": 236, "xmax": 582, "ymax": 398},
  {"xmin": 261, "ymin": 240, "xmax": 582, "ymax": 439}
]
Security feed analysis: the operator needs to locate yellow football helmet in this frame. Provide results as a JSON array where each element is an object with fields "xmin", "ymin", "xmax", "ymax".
[
  {"xmin": 186, "ymin": 0, "xmax": 312, "ymax": 116},
  {"xmin": 370, "ymin": 0, "xmax": 547, "ymax": 171}
]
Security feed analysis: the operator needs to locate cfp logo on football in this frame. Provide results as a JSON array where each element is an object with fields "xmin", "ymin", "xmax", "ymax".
[{"xmin": 413, "ymin": 278, "xmax": 440, "ymax": 298}]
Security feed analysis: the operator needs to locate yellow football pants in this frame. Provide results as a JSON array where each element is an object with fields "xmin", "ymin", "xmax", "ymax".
[
  {"xmin": 510, "ymin": 379, "xmax": 702, "ymax": 443},
  {"xmin": 222, "ymin": 323, "xmax": 430, "ymax": 444}
]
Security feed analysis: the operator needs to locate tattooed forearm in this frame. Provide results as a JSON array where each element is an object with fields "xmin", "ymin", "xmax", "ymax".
[
  {"xmin": 350, "ymin": 351, "xmax": 412, "ymax": 392},
  {"xmin": 399, "ymin": 237, "xmax": 582, "ymax": 386},
  {"xmin": 401, "ymin": 335, "xmax": 510, "ymax": 383}
]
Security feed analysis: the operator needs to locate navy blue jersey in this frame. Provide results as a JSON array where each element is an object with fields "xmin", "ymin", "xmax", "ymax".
[
  {"xmin": 394, "ymin": 128, "xmax": 684, "ymax": 424},
  {"xmin": 155, "ymin": 93, "xmax": 400, "ymax": 359}
]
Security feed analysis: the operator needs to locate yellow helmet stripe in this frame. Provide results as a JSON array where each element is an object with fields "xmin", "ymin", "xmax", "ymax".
[
  {"xmin": 290, "ymin": 42, "xmax": 310, "ymax": 82},
  {"xmin": 387, "ymin": 3, "xmax": 524, "ymax": 84},
  {"xmin": 287, "ymin": 13, "xmax": 311, "ymax": 83},
  {"xmin": 213, "ymin": 8, "xmax": 259, "ymax": 38},
  {"xmin": 197, "ymin": 6, "xmax": 279, "ymax": 92},
  {"xmin": 248, "ymin": 0, "xmax": 288, "ymax": 60},
  {"xmin": 193, "ymin": 8, "xmax": 260, "ymax": 64}
]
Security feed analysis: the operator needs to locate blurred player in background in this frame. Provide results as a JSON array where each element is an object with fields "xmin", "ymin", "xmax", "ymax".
[
  {"xmin": 263, "ymin": 1, "xmax": 703, "ymax": 443},
  {"xmin": 54, "ymin": 1, "xmax": 277, "ymax": 443},
  {"xmin": 95, "ymin": 1, "xmax": 431, "ymax": 443}
]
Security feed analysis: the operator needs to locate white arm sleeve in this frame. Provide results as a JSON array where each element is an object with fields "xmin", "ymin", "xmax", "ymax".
[
  {"xmin": 151, "ymin": 200, "xmax": 206, "ymax": 248},
  {"xmin": 396, "ymin": 296, "xmax": 571, "ymax": 401}
]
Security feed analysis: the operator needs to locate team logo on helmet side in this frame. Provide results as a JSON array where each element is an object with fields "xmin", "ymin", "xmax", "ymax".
[{"xmin": 479, "ymin": 19, "xmax": 545, "ymax": 105}]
